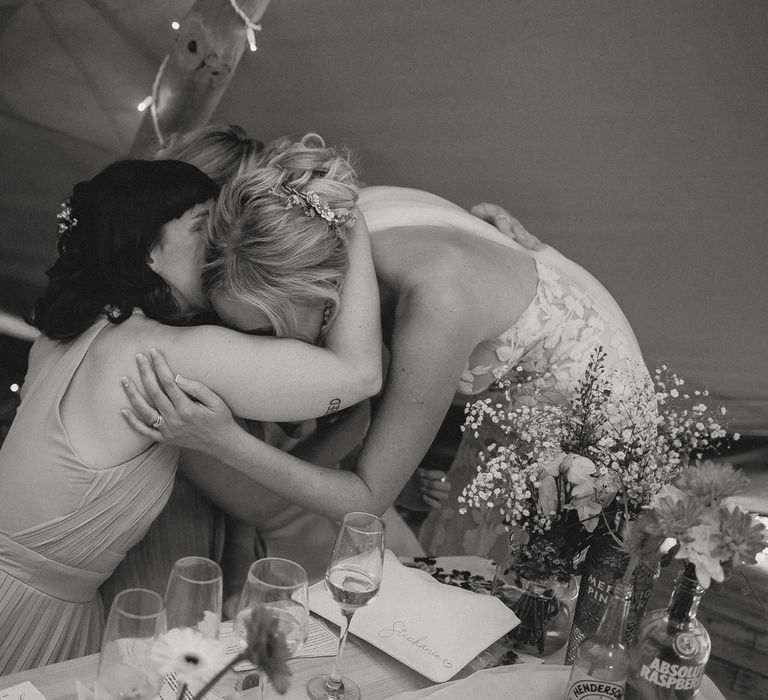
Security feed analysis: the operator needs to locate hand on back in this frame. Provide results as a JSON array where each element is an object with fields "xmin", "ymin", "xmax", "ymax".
[
  {"xmin": 470, "ymin": 202, "xmax": 543, "ymax": 250},
  {"xmin": 120, "ymin": 348, "xmax": 237, "ymax": 455}
]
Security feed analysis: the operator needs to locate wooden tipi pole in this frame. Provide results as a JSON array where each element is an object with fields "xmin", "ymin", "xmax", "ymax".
[{"xmin": 129, "ymin": 0, "xmax": 272, "ymax": 156}]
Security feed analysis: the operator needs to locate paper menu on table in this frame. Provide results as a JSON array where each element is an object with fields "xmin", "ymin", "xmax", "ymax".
[
  {"xmin": 219, "ymin": 616, "xmax": 338, "ymax": 671},
  {"xmin": 0, "ymin": 682, "xmax": 48, "ymax": 700},
  {"xmin": 309, "ymin": 549, "xmax": 519, "ymax": 683}
]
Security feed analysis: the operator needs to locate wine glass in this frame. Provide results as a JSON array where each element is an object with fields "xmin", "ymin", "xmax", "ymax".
[
  {"xmin": 164, "ymin": 556, "xmax": 223, "ymax": 638},
  {"xmin": 235, "ymin": 557, "xmax": 309, "ymax": 699},
  {"xmin": 306, "ymin": 512, "xmax": 386, "ymax": 700},
  {"xmin": 96, "ymin": 588, "xmax": 166, "ymax": 700}
]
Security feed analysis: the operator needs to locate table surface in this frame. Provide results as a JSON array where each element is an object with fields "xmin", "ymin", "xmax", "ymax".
[
  {"xmin": 0, "ymin": 630, "xmax": 437, "ymax": 700},
  {"xmin": 0, "ymin": 624, "xmax": 727, "ymax": 700}
]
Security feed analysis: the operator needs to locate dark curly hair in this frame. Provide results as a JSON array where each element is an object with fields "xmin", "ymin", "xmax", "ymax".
[{"xmin": 32, "ymin": 159, "xmax": 219, "ymax": 341}]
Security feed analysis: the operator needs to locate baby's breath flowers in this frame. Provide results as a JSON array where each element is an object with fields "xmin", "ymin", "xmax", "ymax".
[
  {"xmin": 460, "ymin": 347, "xmax": 737, "ymax": 583},
  {"xmin": 149, "ymin": 607, "xmax": 291, "ymax": 700}
]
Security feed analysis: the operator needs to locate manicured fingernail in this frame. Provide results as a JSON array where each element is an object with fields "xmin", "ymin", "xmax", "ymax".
[
  {"xmin": 174, "ymin": 374, "xmax": 184, "ymax": 384},
  {"xmin": 120, "ymin": 409, "xmax": 129, "ymax": 417},
  {"xmin": 120, "ymin": 377, "xmax": 129, "ymax": 387},
  {"xmin": 136, "ymin": 353, "xmax": 145, "ymax": 361},
  {"xmin": 150, "ymin": 348, "xmax": 158, "ymax": 358}
]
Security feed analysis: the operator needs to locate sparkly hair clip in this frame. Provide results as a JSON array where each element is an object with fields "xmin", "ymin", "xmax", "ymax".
[
  {"xmin": 56, "ymin": 199, "xmax": 78, "ymax": 238},
  {"xmin": 276, "ymin": 183, "xmax": 355, "ymax": 237}
]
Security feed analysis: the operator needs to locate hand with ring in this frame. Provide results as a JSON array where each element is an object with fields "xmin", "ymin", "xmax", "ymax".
[
  {"xmin": 470, "ymin": 202, "xmax": 543, "ymax": 251},
  {"xmin": 120, "ymin": 349, "xmax": 240, "ymax": 454}
]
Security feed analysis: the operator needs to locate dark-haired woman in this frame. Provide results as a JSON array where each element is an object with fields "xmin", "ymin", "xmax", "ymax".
[{"xmin": 0, "ymin": 157, "xmax": 381, "ymax": 673}]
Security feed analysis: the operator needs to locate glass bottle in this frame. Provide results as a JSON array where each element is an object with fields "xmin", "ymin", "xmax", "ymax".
[
  {"xmin": 625, "ymin": 563, "xmax": 711, "ymax": 699},
  {"xmin": 565, "ymin": 579, "xmax": 632, "ymax": 700},
  {"xmin": 566, "ymin": 532, "xmax": 660, "ymax": 663}
]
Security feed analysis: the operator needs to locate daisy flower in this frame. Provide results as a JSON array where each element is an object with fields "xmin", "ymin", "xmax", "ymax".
[{"xmin": 150, "ymin": 628, "xmax": 228, "ymax": 693}]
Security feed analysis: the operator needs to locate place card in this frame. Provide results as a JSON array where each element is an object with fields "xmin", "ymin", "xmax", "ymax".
[
  {"xmin": 309, "ymin": 549, "xmax": 519, "ymax": 683},
  {"xmin": 0, "ymin": 682, "xmax": 48, "ymax": 700}
]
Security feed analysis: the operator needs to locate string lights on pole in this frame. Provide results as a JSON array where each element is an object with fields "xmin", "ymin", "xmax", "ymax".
[
  {"xmin": 136, "ymin": 0, "xmax": 262, "ymax": 146},
  {"xmin": 227, "ymin": 0, "xmax": 262, "ymax": 52}
]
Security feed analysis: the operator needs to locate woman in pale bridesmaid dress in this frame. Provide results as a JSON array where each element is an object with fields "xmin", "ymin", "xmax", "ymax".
[{"xmin": 0, "ymin": 153, "xmax": 382, "ymax": 673}]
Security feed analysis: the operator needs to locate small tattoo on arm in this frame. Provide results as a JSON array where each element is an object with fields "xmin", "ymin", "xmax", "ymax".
[{"xmin": 326, "ymin": 398, "xmax": 341, "ymax": 414}]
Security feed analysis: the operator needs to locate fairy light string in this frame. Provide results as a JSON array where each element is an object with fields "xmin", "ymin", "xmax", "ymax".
[
  {"xmin": 149, "ymin": 54, "xmax": 170, "ymax": 147},
  {"xmin": 137, "ymin": 1, "xmax": 263, "ymax": 147},
  {"xmin": 228, "ymin": 0, "xmax": 262, "ymax": 52}
]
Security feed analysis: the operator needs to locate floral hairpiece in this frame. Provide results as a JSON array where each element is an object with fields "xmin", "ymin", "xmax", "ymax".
[
  {"xmin": 57, "ymin": 199, "xmax": 78, "ymax": 238},
  {"xmin": 275, "ymin": 183, "xmax": 355, "ymax": 237}
]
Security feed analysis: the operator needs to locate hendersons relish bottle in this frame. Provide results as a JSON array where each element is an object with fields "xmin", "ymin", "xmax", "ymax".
[
  {"xmin": 565, "ymin": 579, "xmax": 632, "ymax": 700},
  {"xmin": 625, "ymin": 563, "xmax": 710, "ymax": 699}
]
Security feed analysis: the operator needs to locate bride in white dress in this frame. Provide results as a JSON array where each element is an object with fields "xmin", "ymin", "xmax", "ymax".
[{"xmin": 122, "ymin": 132, "xmax": 652, "ymax": 566}]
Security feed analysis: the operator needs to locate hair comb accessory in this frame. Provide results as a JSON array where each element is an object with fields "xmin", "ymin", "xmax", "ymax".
[
  {"xmin": 57, "ymin": 199, "xmax": 78, "ymax": 239},
  {"xmin": 275, "ymin": 183, "xmax": 355, "ymax": 237}
]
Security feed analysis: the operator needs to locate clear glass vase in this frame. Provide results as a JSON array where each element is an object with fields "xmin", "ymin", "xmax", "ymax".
[{"xmin": 493, "ymin": 571, "xmax": 579, "ymax": 657}]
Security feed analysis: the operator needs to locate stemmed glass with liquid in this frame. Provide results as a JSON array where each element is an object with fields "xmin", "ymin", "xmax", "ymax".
[
  {"xmin": 164, "ymin": 556, "xmax": 223, "ymax": 638},
  {"xmin": 235, "ymin": 557, "xmax": 309, "ymax": 699},
  {"xmin": 306, "ymin": 512, "xmax": 386, "ymax": 700},
  {"xmin": 96, "ymin": 588, "xmax": 166, "ymax": 700}
]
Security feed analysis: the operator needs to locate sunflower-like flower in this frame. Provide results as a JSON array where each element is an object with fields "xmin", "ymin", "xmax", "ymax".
[
  {"xmin": 647, "ymin": 494, "xmax": 704, "ymax": 544},
  {"xmin": 710, "ymin": 506, "xmax": 768, "ymax": 568},
  {"xmin": 149, "ymin": 628, "xmax": 229, "ymax": 693},
  {"xmin": 674, "ymin": 461, "xmax": 748, "ymax": 503}
]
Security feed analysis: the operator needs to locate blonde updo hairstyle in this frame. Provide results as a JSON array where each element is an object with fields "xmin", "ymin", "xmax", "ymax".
[
  {"xmin": 148, "ymin": 124, "xmax": 265, "ymax": 186},
  {"xmin": 203, "ymin": 133, "xmax": 360, "ymax": 339}
]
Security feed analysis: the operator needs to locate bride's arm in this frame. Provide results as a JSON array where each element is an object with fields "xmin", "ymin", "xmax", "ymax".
[
  {"xmin": 122, "ymin": 284, "xmax": 481, "ymax": 519},
  {"xmin": 123, "ymin": 214, "xmax": 382, "ymax": 422}
]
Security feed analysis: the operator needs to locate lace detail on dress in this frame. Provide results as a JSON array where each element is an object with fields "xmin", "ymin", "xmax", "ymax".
[
  {"xmin": 422, "ymin": 255, "xmax": 653, "ymax": 561},
  {"xmin": 458, "ymin": 256, "xmax": 638, "ymax": 396}
]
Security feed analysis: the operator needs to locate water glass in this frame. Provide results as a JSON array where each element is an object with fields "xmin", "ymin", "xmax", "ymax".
[
  {"xmin": 96, "ymin": 588, "xmax": 166, "ymax": 700},
  {"xmin": 235, "ymin": 557, "xmax": 309, "ymax": 699},
  {"xmin": 165, "ymin": 556, "xmax": 223, "ymax": 638}
]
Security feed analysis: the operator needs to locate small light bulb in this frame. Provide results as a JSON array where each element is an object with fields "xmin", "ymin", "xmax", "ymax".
[
  {"xmin": 246, "ymin": 27, "xmax": 257, "ymax": 52},
  {"xmin": 137, "ymin": 96, "xmax": 153, "ymax": 112},
  {"xmin": 171, "ymin": 20, "xmax": 180, "ymax": 30},
  {"xmin": 10, "ymin": 383, "xmax": 19, "ymax": 393}
]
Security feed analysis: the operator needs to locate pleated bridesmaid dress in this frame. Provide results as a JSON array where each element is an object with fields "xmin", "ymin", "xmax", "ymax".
[{"xmin": 0, "ymin": 318, "xmax": 178, "ymax": 673}]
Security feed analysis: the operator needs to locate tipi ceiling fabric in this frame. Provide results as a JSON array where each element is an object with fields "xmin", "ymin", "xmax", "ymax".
[{"xmin": 1, "ymin": 1, "xmax": 766, "ymax": 435}]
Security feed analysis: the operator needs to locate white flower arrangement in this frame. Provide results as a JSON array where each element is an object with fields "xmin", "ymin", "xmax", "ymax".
[
  {"xmin": 459, "ymin": 347, "xmax": 738, "ymax": 582},
  {"xmin": 630, "ymin": 461, "xmax": 767, "ymax": 588}
]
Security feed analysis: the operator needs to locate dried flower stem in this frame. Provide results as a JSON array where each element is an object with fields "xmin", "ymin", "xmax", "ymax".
[
  {"xmin": 738, "ymin": 570, "xmax": 768, "ymax": 622},
  {"xmin": 191, "ymin": 650, "xmax": 251, "ymax": 700}
]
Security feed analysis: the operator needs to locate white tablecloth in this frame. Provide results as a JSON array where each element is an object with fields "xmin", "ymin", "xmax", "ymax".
[{"xmin": 388, "ymin": 664, "xmax": 726, "ymax": 700}]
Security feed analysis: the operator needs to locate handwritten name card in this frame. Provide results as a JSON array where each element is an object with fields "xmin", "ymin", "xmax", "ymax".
[
  {"xmin": 309, "ymin": 550, "xmax": 519, "ymax": 683},
  {"xmin": 0, "ymin": 682, "xmax": 48, "ymax": 700}
]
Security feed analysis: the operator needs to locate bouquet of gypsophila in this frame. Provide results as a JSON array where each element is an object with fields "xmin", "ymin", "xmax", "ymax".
[{"xmin": 459, "ymin": 346, "xmax": 738, "ymax": 586}]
